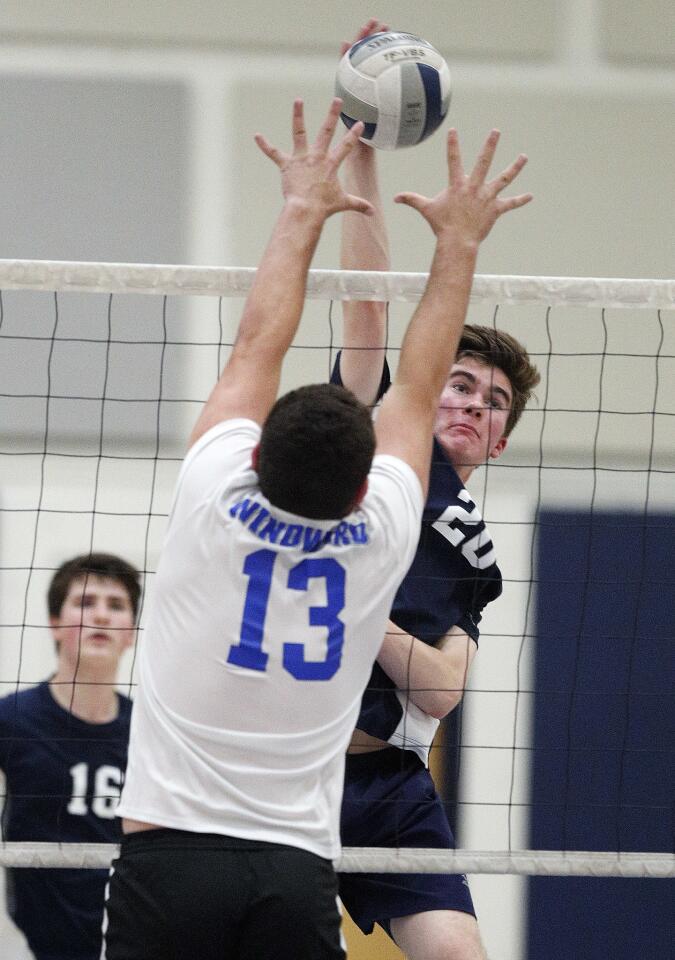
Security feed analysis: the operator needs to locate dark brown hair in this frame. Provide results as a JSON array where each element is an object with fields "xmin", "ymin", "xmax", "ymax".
[
  {"xmin": 48, "ymin": 553, "xmax": 141, "ymax": 620},
  {"xmin": 257, "ymin": 383, "xmax": 376, "ymax": 520},
  {"xmin": 456, "ymin": 324, "xmax": 540, "ymax": 436}
]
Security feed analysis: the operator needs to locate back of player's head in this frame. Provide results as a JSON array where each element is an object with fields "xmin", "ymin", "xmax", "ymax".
[
  {"xmin": 48, "ymin": 553, "xmax": 141, "ymax": 621},
  {"xmin": 257, "ymin": 383, "xmax": 376, "ymax": 520},
  {"xmin": 456, "ymin": 324, "xmax": 540, "ymax": 436}
]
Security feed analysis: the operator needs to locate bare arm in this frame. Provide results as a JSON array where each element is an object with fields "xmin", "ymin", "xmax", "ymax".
[
  {"xmin": 375, "ymin": 128, "xmax": 532, "ymax": 496},
  {"xmin": 339, "ymin": 19, "xmax": 390, "ymax": 405},
  {"xmin": 377, "ymin": 622, "xmax": 477, "ymax": 719},
  {"xmin": 188, "ymin": 99, "xmax": 372, "ymax": 448}
]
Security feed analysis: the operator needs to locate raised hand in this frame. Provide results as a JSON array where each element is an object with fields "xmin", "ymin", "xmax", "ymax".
[
  {"xmin": 394, "ymin": 128, "xmax": 532, "ymax": 243},
  {"xmin": 254, "ymin": 98, "xmax": 374, "ymax": 219},
  {"xmin": 339, "ymin": 17, "xmax": 390, "ymax": 58}
]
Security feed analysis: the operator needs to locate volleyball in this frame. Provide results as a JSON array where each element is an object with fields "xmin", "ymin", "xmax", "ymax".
[{"xmin": 335, "ymin": 31, "xmax": 451, "ymax": 150}]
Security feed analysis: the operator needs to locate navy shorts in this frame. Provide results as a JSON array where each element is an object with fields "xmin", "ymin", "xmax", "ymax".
[
  {"xmin": 339, "ymin": 748, "xmax": 475, "ymax": 936},
  {"xmin": 102, "ymin": 829, "xmax": 344, "ymax": 960}
]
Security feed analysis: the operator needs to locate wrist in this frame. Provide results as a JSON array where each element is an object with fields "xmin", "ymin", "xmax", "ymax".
[
  {"xmin": 281, "ymin": 195, "xmax": 329, "ymax": 226},
  {"xmin": 433, "ymin": 228, "xmax": 480, "ymax": 256}
]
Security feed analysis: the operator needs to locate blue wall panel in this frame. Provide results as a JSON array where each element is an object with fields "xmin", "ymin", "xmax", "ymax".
[{"xmin": 528, "ymin": 511, "xmax": 674, "ymax": 959}]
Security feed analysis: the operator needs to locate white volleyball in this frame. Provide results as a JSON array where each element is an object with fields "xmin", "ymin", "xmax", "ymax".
[{"xmin": 335, "ymin": 31, "xmax": 451, "ymax": 150}]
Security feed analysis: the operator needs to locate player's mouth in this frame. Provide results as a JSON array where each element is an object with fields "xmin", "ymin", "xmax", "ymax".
[
  {"xmin": 450, "ymin": 422, "xmax": 480, "ymax": 439},
  {"xmin": 87, "ymin": 632, "xmax": 112, "ymax": 644}
]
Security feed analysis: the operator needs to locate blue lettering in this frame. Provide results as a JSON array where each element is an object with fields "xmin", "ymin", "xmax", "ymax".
[
  {"xmin": 257, "ymin": 516, "xmax": 287, "ymax": 544},
  {"xmin": 332, "ymin": 522, "xmax": 351, "ymax": 546},
  {"xmin": 229, "ymin": 498, "xmax": 260, "ymax": 522},
  {"xmin": 248, "ymin": 508, "xmax": 270, "ymax": 534},
  {"xmin": 302, "ymin": 527, "xmax": 324, "ymax": 552},
  {"xmin": 280, "ymin": 524, "xmax": 303, "ymax": 547},
  {"xmin": 350, "ymin": 522, "xmax": 368, "ymax": 544}
]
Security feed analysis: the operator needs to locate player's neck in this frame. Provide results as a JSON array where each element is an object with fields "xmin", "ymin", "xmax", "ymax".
[{"xmin": 49, "ymin": 668, "xmax": 120, "ymax": 724}]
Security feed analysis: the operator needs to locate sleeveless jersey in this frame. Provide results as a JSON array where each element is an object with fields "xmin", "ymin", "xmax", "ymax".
[
  {"xmin": 118, "ymin": 418, "xmax": 423, "ymax": 860},
  {"xmin": 331, "ymin": 355, "xmax": 502, "ymax": 763},
  {"xmin": 0, "ymin": 682, "xmax": 131, "ymax": 959}
]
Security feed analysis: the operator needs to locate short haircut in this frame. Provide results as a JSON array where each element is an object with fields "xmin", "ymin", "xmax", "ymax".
[
  {"xmin": 257, "ymin": 383, "xmax": 376, "ymax": 520},
  {"xmin": 456, "ymin": 324, "xmax": 540, "ymax": 436},
  {"xmin": 48, "ymin": 553, "xmax": 141, "ymax": 621}
]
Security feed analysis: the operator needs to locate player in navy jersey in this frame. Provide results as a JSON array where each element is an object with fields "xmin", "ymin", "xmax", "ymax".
[
  {"xmin": 0, "ymin": 552, "xmax": 140, "ymax": 960},
  {"xmin": 334, "ymin": 21, "xmax": 541, "ymax": 960},
  {"xmin": 101, "ymin": 95, "xmax": 531, "ymax": 960}
]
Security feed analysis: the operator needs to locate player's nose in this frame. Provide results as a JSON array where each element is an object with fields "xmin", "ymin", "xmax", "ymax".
[{"xmin": 92, "ymin": 601, "xmax": 111, "ymax": 623}]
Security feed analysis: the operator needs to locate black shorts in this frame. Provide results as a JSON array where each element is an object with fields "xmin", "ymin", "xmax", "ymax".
[
  {"xmin": 102, "ymin": 829, "xmax": 345, "ymax": 960},
  {"xmin": 339, "ymin": 748, "xmax": 475, "ymax": 936}
]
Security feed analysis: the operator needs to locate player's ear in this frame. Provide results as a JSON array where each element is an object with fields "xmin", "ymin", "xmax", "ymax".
[
  {"xmin": 350, "ymin": 477, "xmax": 369, "ymax": 510},
  {"xmin": 489, "ymin": 436, "xmax": 508, "ymax": 460},
  {"xmin": 251, "ymin": 443, "xmax": 260, "ymax": 470}
]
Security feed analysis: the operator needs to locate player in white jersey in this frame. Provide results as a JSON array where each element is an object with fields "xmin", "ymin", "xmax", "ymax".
[{"xmin": 102, "ymin": 96, "xmax": 532, "ymax": 960}]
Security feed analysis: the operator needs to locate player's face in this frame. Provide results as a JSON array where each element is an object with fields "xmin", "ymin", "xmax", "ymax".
[
  {"xmin": 434, "ymin": 357, "xmax": 511, "ymax": 471},
  {"xmin": 50, "ymin": 575, "xmax": 135, "ymax": 670}
]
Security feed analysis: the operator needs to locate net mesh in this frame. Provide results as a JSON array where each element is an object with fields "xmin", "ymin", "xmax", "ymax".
[{"xmin": 1, "ymin": 259, "xmax": 674, "ymax": 877}]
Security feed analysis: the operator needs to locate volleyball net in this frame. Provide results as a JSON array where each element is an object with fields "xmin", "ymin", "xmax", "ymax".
[{"xmin": 1, "ymin": 260, "xmax": 674, "ymax": 878}]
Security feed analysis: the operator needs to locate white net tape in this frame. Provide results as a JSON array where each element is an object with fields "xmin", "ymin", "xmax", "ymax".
[
  {"xmin": 1, "ymin": 843, "xmax": 673, "ymax": 877},
  {"xmin": 1, "ymin": 258, "xmax": 674, "ymax": 307}
]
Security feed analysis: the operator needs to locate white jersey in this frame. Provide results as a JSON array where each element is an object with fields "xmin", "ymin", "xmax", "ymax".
[{"xmin": 118, "ymin": 419, "xmax": 423, "ymax": 859}]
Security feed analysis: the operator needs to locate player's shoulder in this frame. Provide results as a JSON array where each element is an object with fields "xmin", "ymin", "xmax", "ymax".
[
  {"xmin": 115, "ymin": 690, "xmax": 134, "ymax": 722},
  {"xmin": 0, "ymin": 683, "xmax": 47, "ymax": 725}
]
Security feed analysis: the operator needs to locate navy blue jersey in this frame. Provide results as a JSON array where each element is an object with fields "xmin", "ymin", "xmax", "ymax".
[
  {"xmin": 0, "ymin": 682, "xmax": 132, "ymax": 960},
  {"xmin": 331, "ymin": 354, "xmax": 502, "ymax": 754}
]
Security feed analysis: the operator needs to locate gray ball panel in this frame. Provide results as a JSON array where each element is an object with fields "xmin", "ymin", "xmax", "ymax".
[
  {"xmin": 396, "ymin": 63, "xmax": 427, "ymax": 147},
  {"xmin": 334, "ymin": 78, "xmax": 379, "ymax": 124}
]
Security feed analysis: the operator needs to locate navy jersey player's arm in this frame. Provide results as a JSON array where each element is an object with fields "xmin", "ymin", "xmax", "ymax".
[
  {"xmin": 374, "ymin": 129, "xmax": 532, "ymax": 495},
  {"xmin": 189, "ymin": 99, "xmax": 372, "ymax": 448},
  {"xmin": 379, "ymin": 620, "xmax": 477, "ymax": 719},
  {"xmin": 338, "ymin": 21, "xmax": 390, "ymax": 407}
]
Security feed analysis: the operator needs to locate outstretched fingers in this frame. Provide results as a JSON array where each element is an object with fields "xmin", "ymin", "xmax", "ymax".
[
  {"xmin": 329, "ymin": 119, "xmax": 365, "ymax": 168},
  {"xmin": 340, "ymin": 18, "xmax": 389, "ymax": 56},
  {"xmin": 487, "ymin": 153, "xmax": 529, "ymax": 197},
  {"xmin": 253, "ymin": 132, "xmax": 284, "ymax": 167},
  {"xmin": 446, "ymin": 129, "xmax": 465, "ymax": 186},
  {"xmin": 497, "ymin": 191, "xmax": 534, "ymax": 214},
  {"xmin": 468, "ymin": 129, "xmax": 501, "ymax": 187},
  {"xmin": 393, "ymin": 191, "xmax": 429, "ymax": 214},
  {"xmin": 314, "ymin": 98, "xmax": 343, "ymax": 155},
  {"xmin": 291, "ymin": 99, "xmax": 308, "ymax": 154}
]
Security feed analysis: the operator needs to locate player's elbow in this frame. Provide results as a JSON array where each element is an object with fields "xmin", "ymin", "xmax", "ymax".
[{"xmin": 425, "ymin": 688, "xmax": 465, "ymax": 720}]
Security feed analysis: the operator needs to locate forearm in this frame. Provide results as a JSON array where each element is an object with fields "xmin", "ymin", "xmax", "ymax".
[
  {"xmin": 339, "ymin": 147, "xmax": 389, "ymax": 403},
  {"xmin": 236, "ymin": 198, "xmax": 325, "ymax": 363},
  {"xmin": 188, "ymin": 200, "xmax": 325, "ymax": 444},
  {"xmin": 394, "ymin": 231, "xmax": 478, "ymax": 411},
  {"xmin": 377, "ymin": 620, "xmax": 476, "ymax": 719}
]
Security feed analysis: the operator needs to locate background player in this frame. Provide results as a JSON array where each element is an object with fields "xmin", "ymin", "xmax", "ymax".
[
  {"xmin": 0, "ymin": 553, "xmax": 140, "ymax": 960},
  {"xmin": 102, "ymin": 95, "xmax": 531, "ymax": 960},
  {"xmin": 333, "ymin": 20, "xmax": 541, "ymax": 960}
]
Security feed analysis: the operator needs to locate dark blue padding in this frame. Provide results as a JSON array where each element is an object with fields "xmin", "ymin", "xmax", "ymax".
[{"xmin": 528, "ymin": 510, "xmax": 675, "ymax": 960}]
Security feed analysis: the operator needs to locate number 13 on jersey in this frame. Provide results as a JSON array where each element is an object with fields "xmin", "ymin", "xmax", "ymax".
[{"xmin": 227, "ymin": 548, "xmax": 346, "ymax": 681}]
